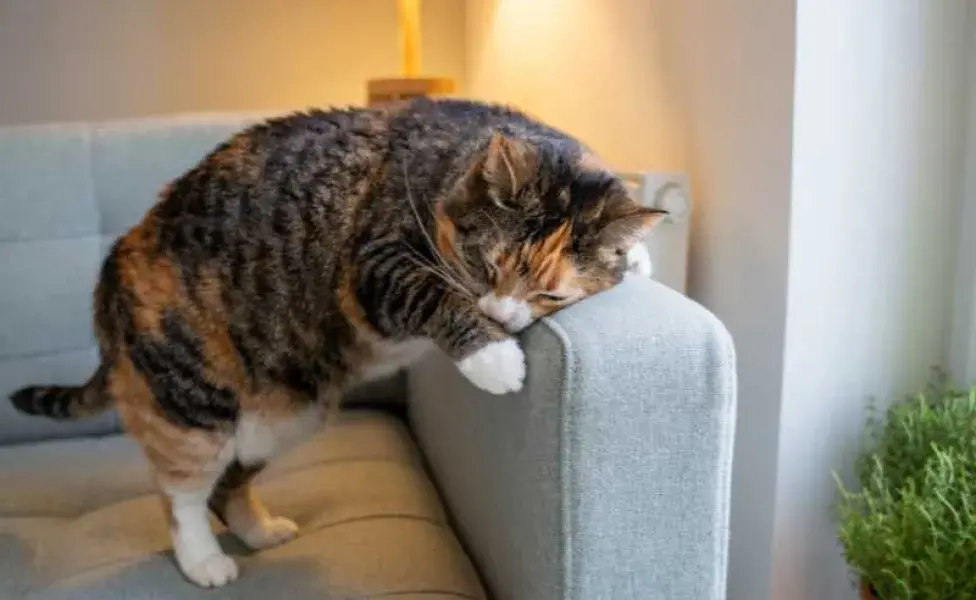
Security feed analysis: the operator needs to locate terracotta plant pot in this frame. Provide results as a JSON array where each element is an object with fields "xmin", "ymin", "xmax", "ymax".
[{"xmin": 860, "ymin": 581, "xmax": 877, "ymax": 599}]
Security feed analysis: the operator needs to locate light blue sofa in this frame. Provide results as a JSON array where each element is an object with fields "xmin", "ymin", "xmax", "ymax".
[{"xmin": 0, "ymin": 114, "xmax": 736, "ymax": 600}]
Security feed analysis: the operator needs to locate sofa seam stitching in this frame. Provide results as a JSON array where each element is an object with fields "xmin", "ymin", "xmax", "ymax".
[{"xmin": 539, "ymin": 315, "xmax": 577, "ymax": 600}]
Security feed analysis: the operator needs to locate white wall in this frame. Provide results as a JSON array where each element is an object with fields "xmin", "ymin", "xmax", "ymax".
[
  {"xmin": 0, "ymin": 0, "xmax": 466, "ymax": 125},
  {"xmin": 653, "ymin": 3, "xmax": 797, "ymax": 599},
  {"xmin": 776, "ymin": 2, "xmax": 970, "ymax": 599},
  {"xmin": 464, "ymin": 0, "xmax": 687, "ymax": 174}
]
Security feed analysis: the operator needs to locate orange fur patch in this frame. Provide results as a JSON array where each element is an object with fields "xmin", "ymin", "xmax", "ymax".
[
  {"xmin": 492, "ymin": 222, "xmax": 580, "ymax": 299},
  {"xmin": 212, "ymin": 134, "xmax": 258, "ymax": 177},
  {"xmin": 337, "ymin": 268, "xmax": 372, "ymax": 335},
  {"xmin": 531, "ymin": 222, "xmax": 573, "ymax": 289},
  {"xmin": 434, "ymin": 202, "xmax": 462, "ymax": 269},
  {"xmin": 115, "ymin": 212, "xmax": 180, "ymax": 335},
  {"xmin": 488, "ymin": 216, "xmax": 624, "ymax": 313},
  {"xmin": 111, "ymin": 354, "xmax": 230, "ymax": 487}
]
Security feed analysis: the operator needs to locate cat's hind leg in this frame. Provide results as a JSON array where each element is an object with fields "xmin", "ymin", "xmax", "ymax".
[
  {"xmin": 209, "ymin": 459, "xmax": 298, "ymax": 550},
  {"xmin": 116, "ymin": 385, "xmax": 240, "ymax": 588},
  {"xmin": 218, "ymin": 388, "xmax": 335, "ymax": 549},
  {"xmin": 159, "ymin": 469, "xmax": 239, "ymax": 588}
]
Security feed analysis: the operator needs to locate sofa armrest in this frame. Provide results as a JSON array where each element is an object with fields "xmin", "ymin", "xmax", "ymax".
[{"xmin": 408, "ymin": 277, "xmax": 736, "ymax": 600}]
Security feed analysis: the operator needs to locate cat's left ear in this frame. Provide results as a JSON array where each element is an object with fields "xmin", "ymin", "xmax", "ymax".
[
  {"xmin": 598, "ymin": 206, "xmax": 668, "ymax": 250},
  {"xmin": 481, "ymin": 132, "xmax": 539, "ymax": 208}
]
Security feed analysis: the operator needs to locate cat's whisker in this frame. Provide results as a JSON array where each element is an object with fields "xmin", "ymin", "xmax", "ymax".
[
  {"xmin": 401, "ymin": 162, "xmax": 477, "ymax": 296},
  {"xmin": 400, "ymin": 250, "xmax": 474, "ymax": 299},
  {"xmin": 397, "ymin": 242, "xmax": 472, "ymax": 296},
  {"xmin": 475, "ymin": 207, "xmax": 502, "ymax": 233},
  {"xmin": 413, "ymin": 258, "xmax": 474, "ymax": 300}
]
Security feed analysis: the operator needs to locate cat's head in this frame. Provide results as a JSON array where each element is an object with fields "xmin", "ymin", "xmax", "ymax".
[{"xmin": 436, "ymin": 132, "xmax": 667, "ymax": 333}]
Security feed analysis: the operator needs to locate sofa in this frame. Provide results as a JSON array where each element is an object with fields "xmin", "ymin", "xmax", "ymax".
[{"xmin": 0, "ymin": 114, "xmax": 736, "ymax": 600}]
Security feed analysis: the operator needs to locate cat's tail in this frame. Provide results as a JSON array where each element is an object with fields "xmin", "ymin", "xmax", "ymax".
[{"xmin": 9, "ymin": 364, "xmax": 112, "ymax": 420}]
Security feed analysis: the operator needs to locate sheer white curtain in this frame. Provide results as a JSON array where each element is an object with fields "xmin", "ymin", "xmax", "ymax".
[{"xmin": 950, "ymin": 27, "xmax": 976, "ymax": 385}]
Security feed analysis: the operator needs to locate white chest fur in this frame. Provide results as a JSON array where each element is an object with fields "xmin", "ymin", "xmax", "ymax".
[
  {"xmin": 234, "ymin": 405, "xmax": 325, "ymax": 466},
  {"xmin": 233, "ymin": 338, "xmax": 433, "ymax": 466}
]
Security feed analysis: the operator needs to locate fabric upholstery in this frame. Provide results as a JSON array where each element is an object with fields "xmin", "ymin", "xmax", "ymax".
[
  {"xmin": 410, "ymin": 276, "xmax": 737, "ymax": 600},
  {"xmin": 0, "ymin": 116, "xmax": 263, "ymax": 444},
  {"xmin": 0, "ymin": 114, "xmax": 406, "ymax": 446},
  {"xmin": 0, "ymin": 114, "xmax": 404, "ymax": 444},
  {"xmin": 0, "ymin": 411, "xmax": 487, "ymax": 600},
  {"xmin": 0, "ymin": 348, "xmax": 116, "ymax": 446}
]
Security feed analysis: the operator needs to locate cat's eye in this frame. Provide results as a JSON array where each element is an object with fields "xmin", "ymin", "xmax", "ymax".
[{"xmin": 533, "ymin": 291, "xmax": 570, "ymax": 303}]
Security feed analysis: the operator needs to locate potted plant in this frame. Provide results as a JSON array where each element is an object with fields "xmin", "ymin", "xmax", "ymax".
[{"xmin": 834, "ymin": 374, "xmax": 976, "ymax": 599}]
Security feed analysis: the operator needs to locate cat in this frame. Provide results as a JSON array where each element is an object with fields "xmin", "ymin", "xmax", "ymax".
[{"xmin": 9, "ymin": 98, "xmax": 665, "ymax": 588}]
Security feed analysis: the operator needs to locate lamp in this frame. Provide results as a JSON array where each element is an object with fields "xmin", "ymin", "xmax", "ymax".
[{"xmin": 366, "ymin": 0, "xmax": 455, "ymax": 107}]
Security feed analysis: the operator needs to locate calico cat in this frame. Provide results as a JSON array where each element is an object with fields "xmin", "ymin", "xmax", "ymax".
[{"xmin": 9, "ymin": 98, "xmax": 665, "ymax": 588}]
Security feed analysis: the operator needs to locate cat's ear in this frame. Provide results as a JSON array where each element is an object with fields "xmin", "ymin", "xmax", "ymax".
[
  {"xmin": 481, "ymin": 132, "xmax": 539, "ymax": 208},
  {"xmin": 597, "ymin": 206, "xmax": 668, "ymax": 250}
]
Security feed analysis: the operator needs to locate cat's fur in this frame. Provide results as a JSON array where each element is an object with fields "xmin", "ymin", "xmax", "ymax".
[{"xmin": 9, "ymin": 98, "xmax": 664, "ymax": 587}]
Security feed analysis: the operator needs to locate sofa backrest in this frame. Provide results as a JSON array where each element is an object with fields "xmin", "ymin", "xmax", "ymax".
[{"xmin": 0, "ymin": 113, "xmax": 266, "ymax": 445}]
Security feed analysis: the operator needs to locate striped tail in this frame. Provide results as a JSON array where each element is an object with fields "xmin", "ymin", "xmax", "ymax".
[{"xmin": 9, "ymin": 365, "xmax": 111, "ymax": 420}]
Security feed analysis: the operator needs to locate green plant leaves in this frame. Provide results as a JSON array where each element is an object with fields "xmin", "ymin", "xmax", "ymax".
[{"xmin": 834, "ymin": 374, "xmax": 976, "ymax": 599}]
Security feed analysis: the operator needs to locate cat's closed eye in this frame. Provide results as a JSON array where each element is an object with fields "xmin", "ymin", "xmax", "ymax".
[{"xmin": 531, "ymin": 291, "xmax": 570, "ymax": 303}]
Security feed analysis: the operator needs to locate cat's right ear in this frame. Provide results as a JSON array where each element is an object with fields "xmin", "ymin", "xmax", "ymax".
[
  {"xmin": 443, "ymin": 132, "xmax": 539, "ymax": 221},
  {"xmin": 597, "ymin": 206, "xmax": 668, "ymax": 251},
  {"xmin": 480, "ymin": 132, "xmax": 539, "ymax": 210}
]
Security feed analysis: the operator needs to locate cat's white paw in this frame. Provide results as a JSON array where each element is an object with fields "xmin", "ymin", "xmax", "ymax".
[
  {"xmin": 456, "ymin": 339, "xmax": 526, "ymax": 395},
  {"xmin": 625, "ymin": 243, "xmax": 653, "ymax": 277},
  {"xmin": 239, "ymin": 516, "xmax": 299, "ymax": 550},
  {"xmin": 182, "ymin": 553, "xmax": 239, "ymax": 588}
]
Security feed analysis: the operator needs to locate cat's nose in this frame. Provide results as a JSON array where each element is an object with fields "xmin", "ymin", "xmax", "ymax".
[
  {"xmin": 478, "ymin": 293, "xmax": 517, "ymax": 322},
  {"xmin": 477, "ymin": 294, "xmax": 532, "ymax": 332}
]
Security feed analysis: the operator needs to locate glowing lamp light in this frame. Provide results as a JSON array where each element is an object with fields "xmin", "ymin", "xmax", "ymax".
[{"xmin": 366, "ymin": 0, "xmax": 456, "ymax": 107}]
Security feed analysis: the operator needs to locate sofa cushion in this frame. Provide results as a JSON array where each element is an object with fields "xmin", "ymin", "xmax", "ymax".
[
  {"xmin": 0, "ymin": 115, "xmax": 264, "ymax": 445},
  {"xmin": 0, "ymin": 410, "xmax": 486, "ymax": 600},
  {"xmin": 0, "ymin": 114, "xmax": 410, "ymax": 447}
]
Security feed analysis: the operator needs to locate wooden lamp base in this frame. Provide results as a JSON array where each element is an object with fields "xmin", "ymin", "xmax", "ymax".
[
  {"xmin": 366, "ymin": 77, "xmax": 455, "ymax": 108},
  {"xmin": 368, "ymin": 0, "xmax": 455, "ymax": 108}
]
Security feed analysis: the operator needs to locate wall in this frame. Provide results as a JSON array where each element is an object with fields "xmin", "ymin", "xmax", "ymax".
[
  {"xmin": 0, "ymin": 0, "xmax": 466, "ymax": 125},
  {"xmin": 776, "ymin": 2, "xmax": 970, "ymax": 599},
  {"xmin": 464, "ymin": 0, "xmax": 686, "ymax": 174},
  {"xmin": 652, "ymin": 3, "xmax": 797, "ymax": 599}
]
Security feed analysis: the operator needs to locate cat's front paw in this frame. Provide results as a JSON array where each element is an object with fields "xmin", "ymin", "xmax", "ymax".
[
  {"xmin": 182, "ymin": 553, "xmax": 239, "ymax": 588},
  {"xmin": 625, "ymin": 243, "xmax": 653, "ymax": 278},
  {"xmin": 456, "ymin": 339, "xmax": 526, "ymax": 395}
]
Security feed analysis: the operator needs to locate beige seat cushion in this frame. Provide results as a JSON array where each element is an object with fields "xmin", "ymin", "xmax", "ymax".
[{"xmin": 0, "ymin": 410, "xmax": 486, "ymax": 600}]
